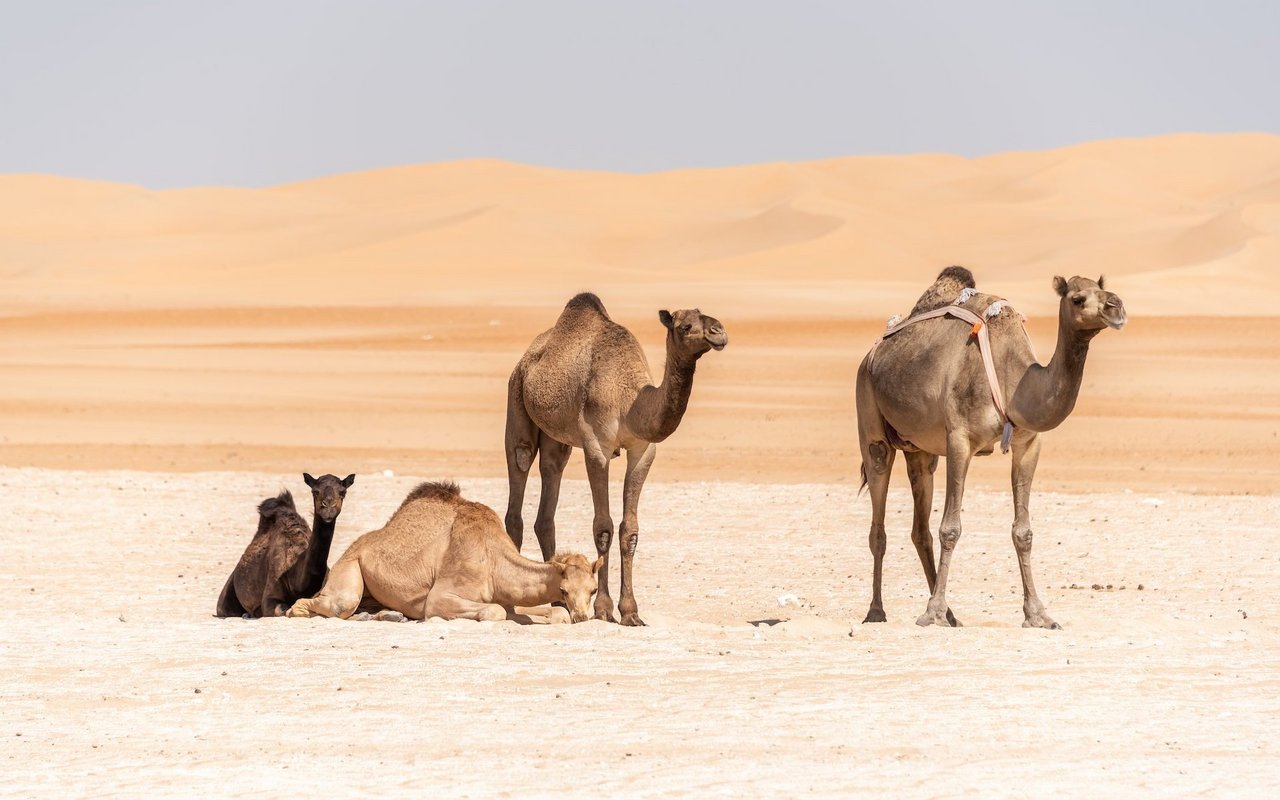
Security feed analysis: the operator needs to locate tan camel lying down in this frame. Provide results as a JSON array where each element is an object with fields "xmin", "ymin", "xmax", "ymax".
[{"xmin": 288, "ymin": 481, "xmax": 601, "ymax": 623}]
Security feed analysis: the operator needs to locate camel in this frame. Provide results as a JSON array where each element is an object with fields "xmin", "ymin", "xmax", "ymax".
[
  {"xmin": 215, "ymin": 473, "xmax": 355, "ymax": 618},
  {"xmin": 287, "ymin": 481, "xmax": 603, "ymax": 623},
  {"xmin": 503, "ymin": 292, "xmax": 727, "ymax": 626},
  {"xmin": 856, "ymin": 267, "xmax": 1126, "ymax": 629}
]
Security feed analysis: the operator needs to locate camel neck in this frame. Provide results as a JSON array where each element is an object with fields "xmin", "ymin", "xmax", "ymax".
[
  {"xmin": 626, "ymin": 337, "xmax": 698, "ymax": 443},
  {"xmin": 490, "ymin": 549, "xmax": 560, "ymax": 607},
  {"xmin": 303, "ymin": 514, "xmax": 337, "ymax": 590},
  {"xmin": 1008, "ymin": 308, "xmax": 1094, "ymax": 432}
]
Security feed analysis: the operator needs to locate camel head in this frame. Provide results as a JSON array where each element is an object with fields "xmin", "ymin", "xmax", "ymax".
[
  {"xmin": 1053, "ymin": 275, "xmax": 1127, "ymax": 337},
  {"xmin": 302, "ymin": 472, "xmax": 355, "ymax": 524},
  {"xmin": 659, "ymin": 308, "xmax": 728, "ymax": 358},
  {"xmin": 551, "ymin": 553, "xmax": 604, "ymax": 623}
]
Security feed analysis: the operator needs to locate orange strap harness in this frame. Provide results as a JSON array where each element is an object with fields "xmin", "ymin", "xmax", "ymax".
[{"xmin": 868, "ymin": 297, "xmax": 1033, "ymax": 454}]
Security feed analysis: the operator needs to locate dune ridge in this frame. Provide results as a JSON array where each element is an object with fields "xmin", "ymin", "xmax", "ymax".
[{"xmin": 3, "ymin": 132, "xmax": 1280, "ymax": 316}]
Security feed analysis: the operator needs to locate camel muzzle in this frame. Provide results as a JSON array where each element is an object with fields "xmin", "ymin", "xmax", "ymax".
[{"xmin": 1102, "ymin": 299, "xmax": 1127, "ymax": 330}]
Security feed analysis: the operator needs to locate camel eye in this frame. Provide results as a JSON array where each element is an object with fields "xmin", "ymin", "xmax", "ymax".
[
  {"xmin": 679, "ymin": 324, "xmax": 692, "ymax": 333},
  {"xmin": 1071, "ymin": 295, "xmax": 1085, "ymax": 306}
]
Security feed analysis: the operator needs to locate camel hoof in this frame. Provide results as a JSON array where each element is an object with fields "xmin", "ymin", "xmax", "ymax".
[
  {"xmin": 620, "ymin": 613, "xmax": 646, "ymax": 627},
  {"xmin": 862, "ymin": 608, "xmax": 887, "ymax": 624},
  {"xmin": 946, "ymin": 609, "xmax": 962, "ymax": 627},
  {"xmin": 374, "ymin": 610, "xmax": 407, "ymax": 623},
  {"xmin": 916, "ymin": 612, "xmax": 949, "ymax": 627},
  {"xmin": 350, "ymin": 612, "xmax": 372, "ymax": 621},
  {"xmin": 1022, "ymin": 618, "xmax": 1062, "ymax": 630}
]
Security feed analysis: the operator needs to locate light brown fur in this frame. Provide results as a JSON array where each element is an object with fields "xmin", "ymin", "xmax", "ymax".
[
  {"xmin": 857, "ymin": 268, "xmax": 1126, "ymax": 629},
  {"xmin": 503, "ymin": 292, "xmax": 727, "ymax": 626},
  {"xmin": 288, "ymin": 481, "xmax": 602, "ymax": 623}
]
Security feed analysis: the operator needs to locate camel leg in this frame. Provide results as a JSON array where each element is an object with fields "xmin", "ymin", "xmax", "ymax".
[
  {"xmin": 583, "ymin": 445, "xmax": 617, "ymax": 623},
  {"xmin": 1011, "ymin": 432, "xmax": 1060, "ymax": 629},
  {"xmin": 503, "ymin": 373, "xmax": 538, "ymax": 550},
  {"xmin": 533, "ymin": 432, "xmax": 573, "ymax": 562},
  {"xmin": 904, "ymin": 450, "xmax": 959, "ymax": 627},
  {"xmin": 617, "ymin": 443, "xmax": 656, "ymax": 627},
  {"xmin": 860, "ymin": 443, "xmax": 895, "ymax": 624},
  {"xmin": 286, "ymin": 558, "xmax": 364, "ymax": 619},
  {"xmin": 423, "ymin": 586, "xmax": 507, "ymax": 622},
  {"xmin": 856, "ymin": 362, "xmax": 895, "ymax": 624},
  {"xmin": 215, "ymin": 573, "xmax": 247, "ymax": 618},
  {"xmin": 917, "ymin": 431, "xmax": 972, "ymax": 627}
]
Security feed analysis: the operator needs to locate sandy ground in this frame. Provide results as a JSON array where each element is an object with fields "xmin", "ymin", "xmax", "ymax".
[
  {"xmin": 4, "ymin": 134, "xmax": 1280, "ymax": 795},
  {"xmin": 1, "ymin": 468, "xmax": 1277, "ymax": 797}
]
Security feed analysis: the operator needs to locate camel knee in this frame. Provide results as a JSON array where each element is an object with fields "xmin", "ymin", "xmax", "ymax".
[
  {"xmin": 620, "ymin": 531, "xmax": 639, "ymax": 557},
  {"xmin": 939, "ymin": 524, "xmax": 961, "ymax": 551},
  {"xmin": 513, "ymin": 445, "xmax": 534, "ymax": 473},
  {"xmin": 592, "ymin": 518, "xmax": 614, "ymax": 554},
  {"xmin": 505, "ymin": 511, "xmax": 524, "ymax": 544},
  {"xmin": 910, "ymin": 524, "xmax": 933, "ymax": 548},
  {"xmin": 533, "ymin": 518, "xmax": 555, "ymax": 542},
  {"xmin": 478, "ymin": 605, "xmax": 506, "ymax": 622},
  {"xmin": 868, "ymin": 525, "xmax": 886, "ymax": 557},
  {"xmin": 868, "ymin": 441, "xmax": 892, "ymax": 474},
  {"xmin": 1012, "ymin": 526, "xmax": 1033, "ymax": 553}
]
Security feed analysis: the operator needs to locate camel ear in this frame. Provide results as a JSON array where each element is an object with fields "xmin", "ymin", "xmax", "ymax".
[
  {"xmin": 303, "ymin": 473, "xmax": 318, "ymax": 488},
  {"xmin": 1097, "ymin": 275, "xmax": 1106, "ymax": 290},
  {"xmin": 1052, "ymin": 276, "xmax": 1068, "ymax": 297},
  {"xmin": 592, "ymin": 556, "xmax": 605, "ymax": 575},
  {"xmin": 658, "ymin": 310, "xmax": 673, "ymax": 329},
  {"xmin": 342, "ymin": 474, "xmax": 355, "ymax": 488}
]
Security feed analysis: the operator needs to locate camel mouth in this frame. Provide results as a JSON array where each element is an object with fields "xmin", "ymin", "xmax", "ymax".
[
  {"xmin": 1103, "ymin": 312, "xmax": 1127, "ymax": 331},
  {"xmin": 706, "ymin": 335, "xmax": 727, "ymax": 351}
]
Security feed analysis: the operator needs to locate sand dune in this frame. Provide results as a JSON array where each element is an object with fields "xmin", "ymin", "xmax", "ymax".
[{"xmin": 4, "ymin": 133, "xmax": 1280, "ymax": 314}]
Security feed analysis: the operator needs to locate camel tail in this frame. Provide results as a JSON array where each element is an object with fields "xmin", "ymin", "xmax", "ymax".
[{"xmin": 257, "ymin": 489, "xmax": 296, "ymax": 520}]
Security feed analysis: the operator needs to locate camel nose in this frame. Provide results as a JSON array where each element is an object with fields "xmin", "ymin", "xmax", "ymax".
[{"xmin": 1103, "ymin": 297, "xmax": 1127, "ymax": 330}]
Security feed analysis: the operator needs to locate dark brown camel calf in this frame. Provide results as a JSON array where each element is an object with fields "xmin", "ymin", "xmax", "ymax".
[{"xmin": 215, "ymin": 473, "xmax": 355, "ymax": 617}]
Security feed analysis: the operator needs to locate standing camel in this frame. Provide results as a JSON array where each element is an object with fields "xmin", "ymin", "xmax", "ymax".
[
  {"xmin": 504, "ymin": 293, "xmax": 727, "ymax": 626},
  {"xmin": 857, "ymin": 267, "xmax": 1126, "ymax": 628}
]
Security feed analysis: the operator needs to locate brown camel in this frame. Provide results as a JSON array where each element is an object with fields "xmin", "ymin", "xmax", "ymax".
[
  {"xmin": 215, "ymin": 473, "xmax": 355, "ymax": 618},
  {"xmin": 503, "ymin": 293, "xmax": 727, "ymax": 626},
  {"xmin": 288, "ymin": 481, "xmax": 603, "ymax": 623},
  {"xmin": 857, "ymin": 267, "xmax": 1126, "ymax": 629}
]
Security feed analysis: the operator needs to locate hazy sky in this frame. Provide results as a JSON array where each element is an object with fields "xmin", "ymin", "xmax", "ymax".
[{"xmin": 2, "ymin": 1, "xmax": 1277, "ymax": 188}]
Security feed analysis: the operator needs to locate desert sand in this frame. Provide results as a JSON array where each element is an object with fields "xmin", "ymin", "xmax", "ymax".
[{"xmin": 2, "ymin": 133, "xmax": 1279, "ymax": 796}]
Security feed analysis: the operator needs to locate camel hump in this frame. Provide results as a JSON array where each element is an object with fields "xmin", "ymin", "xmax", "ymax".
[
  {"xmin": 908, "ymin": 265, "xmax": 979, "ymax": 316},
  {"xmin": 257, "ymin": 489, "xmax": 297, "ymax": 519},
  {"xmin": 562, "ymin": 292, "xmax": 610, "ymax": 320},
  {"xmin": 402, "ymin": 480, "xmax": 463, "ymax": 505}
]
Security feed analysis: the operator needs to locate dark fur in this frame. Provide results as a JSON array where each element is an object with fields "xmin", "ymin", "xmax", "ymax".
[{"xmin": 216, "ymin": 474, "xmax": 354, "ymax": 618}]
